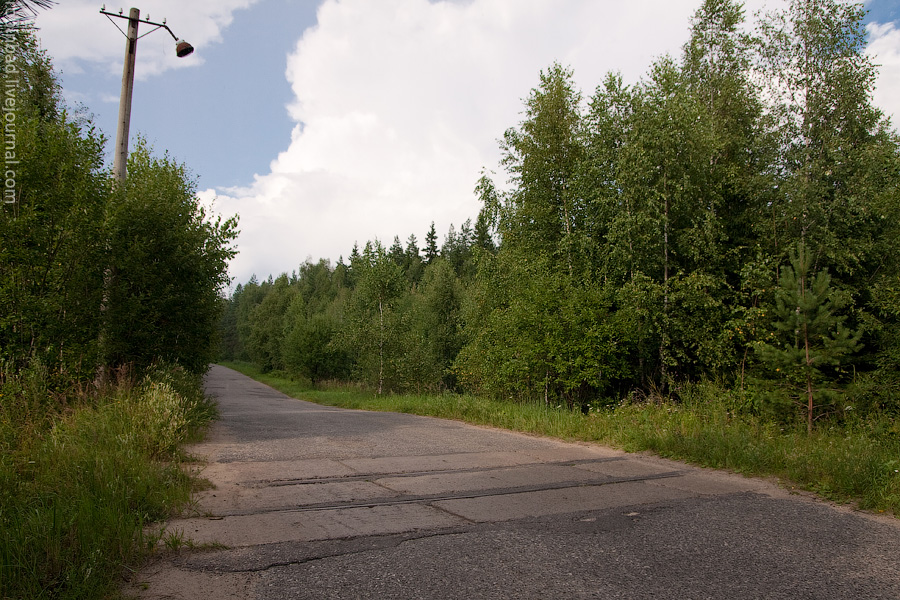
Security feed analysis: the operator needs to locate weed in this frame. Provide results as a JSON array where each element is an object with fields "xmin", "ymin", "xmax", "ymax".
[
  {"xmin": 0, "ymin": 364, "xmax": 217, "ymax": 600},
  {"xmin": 163, "ymin": 529, "xmax": 188, "ymax": 552}
]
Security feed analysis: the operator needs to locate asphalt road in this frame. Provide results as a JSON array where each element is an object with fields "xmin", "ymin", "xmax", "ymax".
[{"xmin": 127, "ymin": 365, "xmax": 900, "ymax": 599}]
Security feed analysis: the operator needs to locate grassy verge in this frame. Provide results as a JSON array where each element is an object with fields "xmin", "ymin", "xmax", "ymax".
[
  {"xmin": 0, "ymin": 363, "xmax": 217, "ymax": 600},
  {"xmin": 222, "ymin": 361, "xmax": 900, "ymax": 517}
]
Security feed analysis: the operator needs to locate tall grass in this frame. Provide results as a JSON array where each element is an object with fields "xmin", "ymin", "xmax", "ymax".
[
  {"xmin": 0, "ymin": 363, "xmax": 216, "ymax": 600},
  {"xmin": 223, "ymin": 361, "xmax": 900, "ymax": 516}
]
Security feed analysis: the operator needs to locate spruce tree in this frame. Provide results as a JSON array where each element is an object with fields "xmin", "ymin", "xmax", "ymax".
[{"xmin": 424, "ymin": 222, "xmax": 439, "ymax": 263}]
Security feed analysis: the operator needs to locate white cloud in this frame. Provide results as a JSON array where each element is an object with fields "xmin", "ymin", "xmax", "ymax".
[
  {"xmin": 868, "ymin": 21, "xmax": 900, "ymax": 130},
  {"xmin": 215, "ymin": 0, "xmax": 757, "ymax": 283},
  {"xmin": 33, "ymin": 0, "xmax": 258, "ymax": 80}
]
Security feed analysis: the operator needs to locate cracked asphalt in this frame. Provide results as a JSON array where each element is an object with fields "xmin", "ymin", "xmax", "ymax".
[{"xmin": 125, "ymin": 365, "xmax": 900, "ymax": 599}]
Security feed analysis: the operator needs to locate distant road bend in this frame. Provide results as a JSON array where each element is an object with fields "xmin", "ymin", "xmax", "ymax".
[{"xmin": 127, "ymin": 365, "xmax": 900, "ymax": 599}]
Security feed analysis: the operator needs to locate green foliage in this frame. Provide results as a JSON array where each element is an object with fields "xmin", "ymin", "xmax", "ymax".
[
  {"xmin": 0, "ymin": 364, "xmax": 215, "ymax": 600},
  {"xmin": 756, "ymin": 244, "xmax": 861, "ymax": 432},
  {"xmin": 104, "ymin": 138, "xmax": 238, "ymax": 374},
  {"xmin": 424, "ymin": 221, "xmax": 439, "ymax": 263},
  {"xmin": 501, "ymin": 62, "xmax": 583, "ymax": 271},
  {"xmin": 283, "ymin": 293, "xmax": 351, "ymax": 384},
  {"xmin": 0, "ymin": 33, "xmax": 108, "ymax": 378},
  {"xmin": 417, "ymin": 258, "xmax": 463, "ymax": 384},
  {"xmin": 441, "ymin": 220, "xmax": 475, "ymax": 277},
  {"xmin": 243, "ymin": 274, "xmax": 296, "ymax": 372},
  {"xmin": 757, "ymin": 0, "xmax": 892, "ymax": 284},
  {"xmin": 230, "ymin": 276, "xmax": 268, "ymax": 362},
  {"xmin": 338, "ymin": 241, "xmax": 406, "ymax": 393},
  {"xmin": 855, "ymin": 274, "xmax": 900, "ymax": 414},
  {"xmin": 454, "ymin": 251, "xmax": 552, "ymax": 401},
  {"xmin": 404, "ymin": 234, "xmax": 424, "ymax": 283},
  {"xmin": 217, "ymin": 287, "xmax": 241, "ymax": 361}
]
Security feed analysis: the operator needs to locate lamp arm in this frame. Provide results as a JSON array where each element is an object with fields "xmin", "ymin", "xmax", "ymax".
[{"xmin": 100, "ymin": 8, "xmax": 182, "ymax": 42}]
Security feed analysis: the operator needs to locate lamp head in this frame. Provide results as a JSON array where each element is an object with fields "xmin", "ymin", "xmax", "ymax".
[{"xmin": 175, "ymin": 39, "xmax": 194, "ymax": 58}]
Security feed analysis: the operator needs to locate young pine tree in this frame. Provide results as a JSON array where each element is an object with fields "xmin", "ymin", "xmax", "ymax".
[{"xmin": 756, "ymin": 244, "xmax": 861, "ymax": 433}]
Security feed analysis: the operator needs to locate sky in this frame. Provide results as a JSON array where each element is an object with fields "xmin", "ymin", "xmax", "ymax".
[{"xmin": 30, "ymin": 0, "xmax": 900, "ymax": 287}]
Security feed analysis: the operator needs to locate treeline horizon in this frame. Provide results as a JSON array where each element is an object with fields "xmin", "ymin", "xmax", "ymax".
[{"xmin": 220, "ymin": 0, "xmax": 900, "ymax": 432}]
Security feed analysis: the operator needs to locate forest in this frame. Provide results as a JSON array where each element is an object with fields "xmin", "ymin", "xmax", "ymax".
[{"xmin": 221, "ymin": 0, "xmax": 900, "ymax": 434}]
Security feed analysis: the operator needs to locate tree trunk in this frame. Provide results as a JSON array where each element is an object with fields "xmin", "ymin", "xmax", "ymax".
[
  {"xmin": 560, "ymin": 181, "xmax": 573, "ymax": 278},
  {"xmin": 378, "ymin": 297, "xmax": 384, "ymax": 395},
  {"xmin": 804, "ymin": 322, "xmax": 813, "ymax": 435},
  {"xmin": 660, "ymin": 190, "xmax": 670, "ymax": 389}
]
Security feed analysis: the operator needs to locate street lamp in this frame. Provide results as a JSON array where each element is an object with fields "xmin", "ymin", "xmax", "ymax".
[{"xmin": 100, "ymin": 6, "xmax": 194, "ymax": 183}]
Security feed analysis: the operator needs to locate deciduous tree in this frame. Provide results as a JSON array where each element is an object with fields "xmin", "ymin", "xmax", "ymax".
[{"xmin": 105, "ymin": 139, "xmax": 237, "ymax": 374}]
